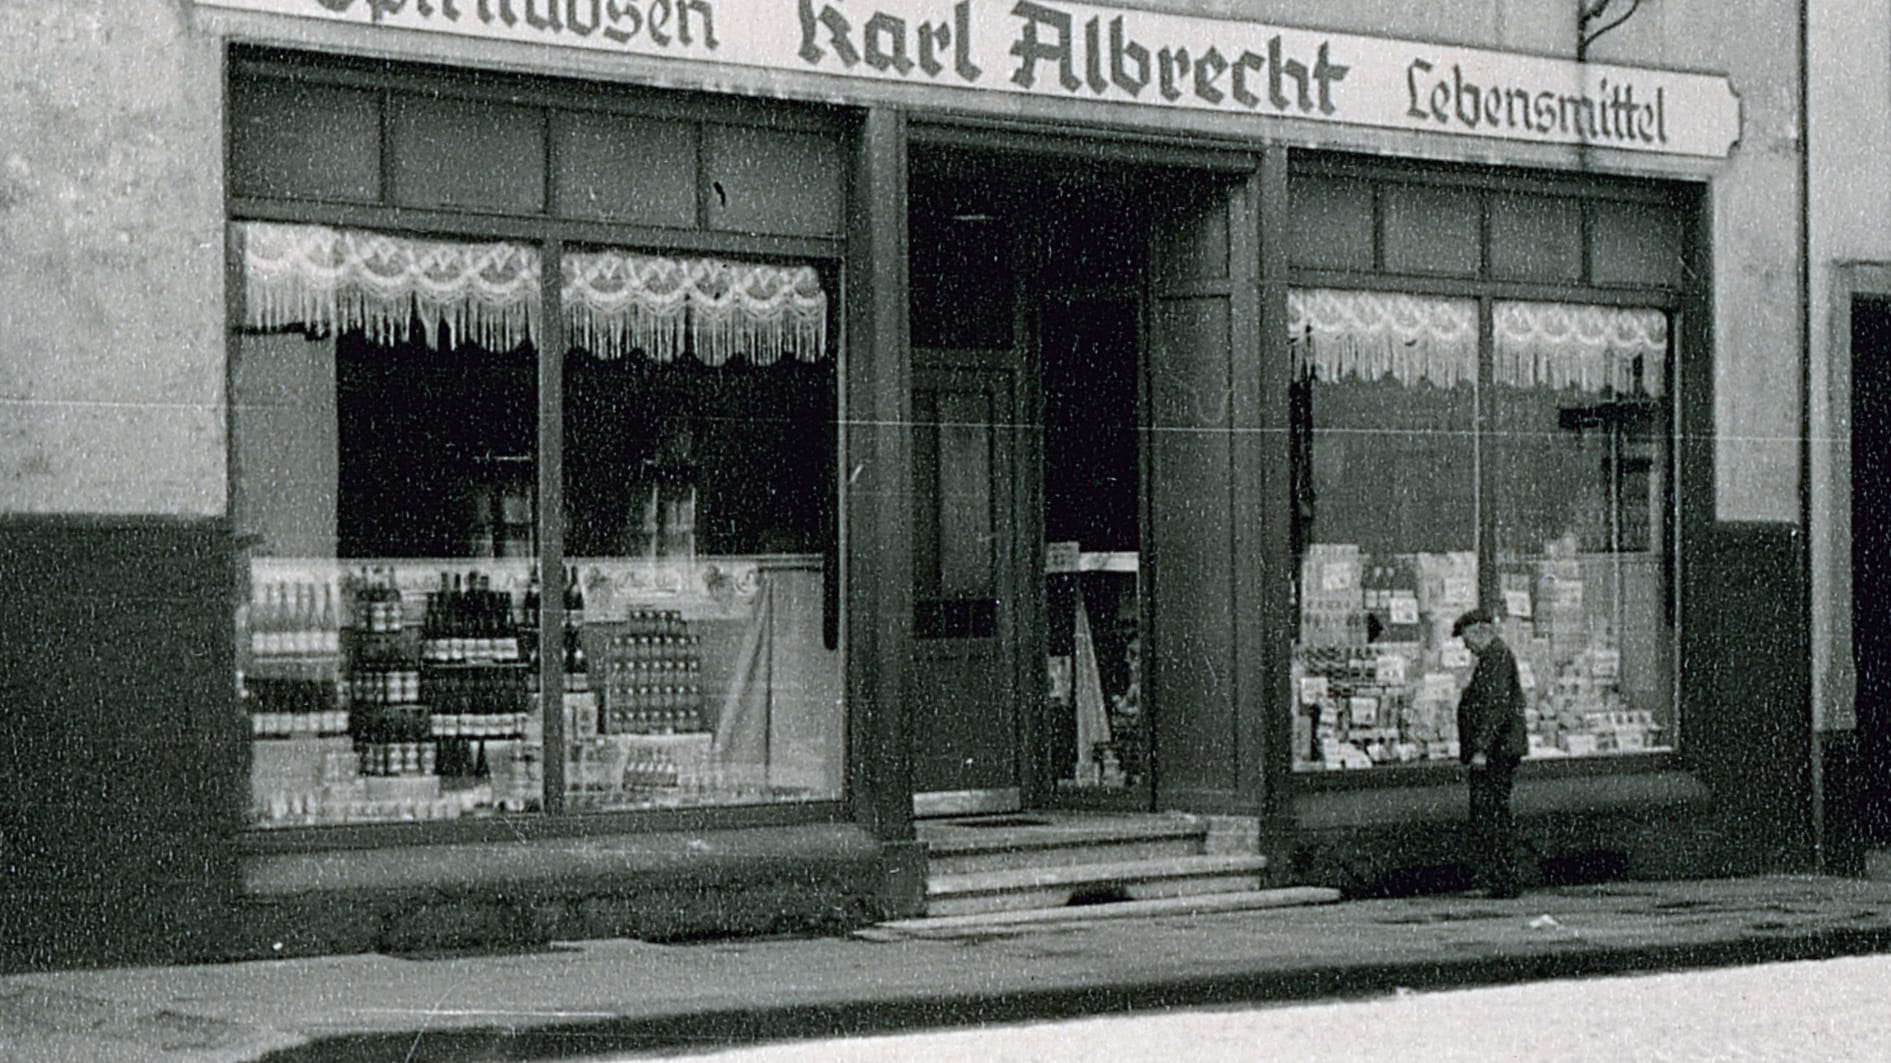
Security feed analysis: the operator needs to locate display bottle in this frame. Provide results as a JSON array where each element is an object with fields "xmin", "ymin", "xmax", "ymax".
[
  {"xmin": 569, "ymin": 634, "xmax": 588, "ymax": 694},
  {"xmin": 250, "ymin": 583, "xmax": 272, "ymax": 658},
  {"xmin": 566, "ymin": 566, "xmax": 586, "ymax": 628},
  {"xmin": 366, "ymin": 570, "xmax": 388, "ymax": 634},
  {"xmin": 319, "ymin": 583, "xmax": 340, "ymax": 656},
  {"xmin": 451, "ymin": 573, "xmax": 470, "ymax": 662},
  {"xmin": 520, "ymin": 568, "xmax": 541, "ymax": 666}
]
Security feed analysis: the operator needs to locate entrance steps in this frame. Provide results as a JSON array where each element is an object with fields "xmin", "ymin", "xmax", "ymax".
[{"xmin": 874, "ymin": 812, "xmax": 1339, "ymax": 935}]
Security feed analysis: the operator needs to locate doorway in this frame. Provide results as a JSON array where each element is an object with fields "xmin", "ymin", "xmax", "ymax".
[
  {"xmin": 906, "ymin": 151, "xmax": 1155, "ymax": 815},
  {"xmin": 1853, "ymin": 296, "xmax": 1891, "ymax": 842},
  {"xmin": 1041, "ymin": 297, "xmax": 1148, "ymax": 803}
]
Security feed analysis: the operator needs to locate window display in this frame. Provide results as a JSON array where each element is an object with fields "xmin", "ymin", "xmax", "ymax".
[
  {"xmin": 1490, "ymin": 301, "xmax": 1673, "ymax": 759},
  {"xmin": 1288, "ymin": 290, "xmax": 1674, "ymax": 770},
  {"xmin": 1288, "ymin": 290, "xmax": 1480, "ymax": 770},
  {"xmin": 560, "ymin": 247, "xmax": 841, "ymax": 812},
  {"xmin": 233, "ymin": 223, "xmax": 842, "ymax": 828}
]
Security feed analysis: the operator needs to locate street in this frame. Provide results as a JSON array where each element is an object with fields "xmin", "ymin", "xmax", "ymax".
[{"xmin": 596, "ymin": 954, "xmax": 1891, "ymax": 1062}]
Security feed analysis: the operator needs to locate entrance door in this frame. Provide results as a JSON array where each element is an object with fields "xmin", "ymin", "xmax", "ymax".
[
  {"xmin": 911, "ymin": 356, "xmax": 1024, "ymax": 815},
  {"xmin": 1040, "ymin": 298, "xmax": 1149, "ymax": 803},
  {"xmin": 1854, "ymin": 297, "xmax": 1891, "ymax": 842}
]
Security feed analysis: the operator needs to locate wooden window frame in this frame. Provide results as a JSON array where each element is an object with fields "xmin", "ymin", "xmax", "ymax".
[
  {"xmin": 226, "ymin": 50, "xmax": 852, "ymax": 852},
  {"xmin": 1281, "ymin": 153, "xmax": 1697, "ymax": 789}
]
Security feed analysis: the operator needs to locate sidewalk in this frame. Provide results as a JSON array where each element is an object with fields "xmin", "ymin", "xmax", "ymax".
[{"xmin": 7, "ymin": 873, "xmax": 1891, "ymax": 1062}]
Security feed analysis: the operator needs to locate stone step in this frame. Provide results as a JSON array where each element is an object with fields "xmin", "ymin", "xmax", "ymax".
[
  {"xmin": 861, "ymin": 886, "xmax": 1341, "ymax": 941},
  {"xmin": 918, "ymin": 814, "xmax": 1210, "ymax": 876},
  {"xmin": 926, "ymin": 854, "xmax": 1271, "ymax": 918}
]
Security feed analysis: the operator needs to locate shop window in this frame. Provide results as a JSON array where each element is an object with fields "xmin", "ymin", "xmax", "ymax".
[
  {"xmin": 703, "ymin": 125, "xmax": 844, "ymax": 238},
  {"xmin": 1589, "ymin": 200, "xmax": 1683, "ymax": 288},
  {"xmin": 387, "ymin": 94, "xmax": 548, "ymax": 215},
  {"xmin": 234, "ymin": 222, "xmax": 546, "ymax": 827},
  {"xmin": 1490, "ymin": 301, "xmax": 1673, "ymax": 758},
  {"xmin": 229, "ymin": 78, "xmax": 382, "ymax": 205},
  {"xmin": 1489, "ymin": 194, "xmax": 1583, "ymax": 284},
  {"xmin": 234, "ymin": 223, "xmax": 844, "ymax": 826},
  {"xmin": 1288, "ymin": 173, "xmax": 1374, "ymax": 272},
  {"xmin": 1287, "ymin": 289, "xmax": 1675, "ymax": 770},
  {"xmin": 552, "ymin": 111, "xmax": 699, "ymax": 227},
  {"xmin": 1288, "ymin": 290, "xmax": 1480, "ymax": 770},
  {"xmin": 560, "ymin": 247, "xmax": 842, "ymax": 810},
  {"xmin": 1382, "ymin": 184, "xmax": 1481, "ymax": 277}
]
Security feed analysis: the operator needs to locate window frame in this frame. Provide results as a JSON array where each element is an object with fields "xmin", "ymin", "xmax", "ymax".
[
  {"xmin": 226, "ymin": 52, "xmax": 853, "ymax": 851},
  {"xmin": 1282, "ymin": 155, "xmax": 1690, "ymax": 787}
]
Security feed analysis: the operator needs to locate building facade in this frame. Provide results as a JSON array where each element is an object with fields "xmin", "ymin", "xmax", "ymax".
[
  {"xmin": 0, "ymin": 0, "xmax": 1816, "ymax": 969},
  {"xmin": 1808, "ymin": 0, "xmax": 1891, "ymax": 869}
]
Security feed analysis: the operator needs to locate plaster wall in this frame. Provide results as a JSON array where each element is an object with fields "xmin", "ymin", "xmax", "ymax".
[
  {"xmin": 1807, "ymin": 0, "xmax": 1891, "ymax": 737},
  {"xmin": 0, "ymin": 0, "xmax": 227, "ymax": 517}
]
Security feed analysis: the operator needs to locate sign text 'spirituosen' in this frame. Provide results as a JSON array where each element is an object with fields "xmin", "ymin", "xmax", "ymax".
[{"xmin": 313, "ymin": 0, "xmax": 719, "ymax": 49}]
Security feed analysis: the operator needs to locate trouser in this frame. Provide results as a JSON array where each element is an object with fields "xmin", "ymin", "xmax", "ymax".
[{"xmin": 1467, "ymin": 757, "xmax": 1521, "ymax": 894}]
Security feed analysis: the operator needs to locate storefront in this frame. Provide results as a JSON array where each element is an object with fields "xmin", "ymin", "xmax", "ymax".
[{"xmin": 1, "ymin": 0, "xmax": 1814, "ymax": 969}]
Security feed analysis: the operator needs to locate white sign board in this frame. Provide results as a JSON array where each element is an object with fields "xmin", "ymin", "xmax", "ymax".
[{"xmin": 199, "ymin": 0, "xmax": 1742, "ymax": 158}]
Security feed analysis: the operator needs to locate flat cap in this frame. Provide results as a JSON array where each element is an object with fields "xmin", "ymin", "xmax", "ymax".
[{"xmin": 1451, "ymin": 608, "xmax": 1495, "ymax": 637}]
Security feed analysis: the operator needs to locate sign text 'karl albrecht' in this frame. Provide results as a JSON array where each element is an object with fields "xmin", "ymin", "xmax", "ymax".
[{"xmin": 196, "ymin": 0, "xmax": 1742, "ymax": 158}]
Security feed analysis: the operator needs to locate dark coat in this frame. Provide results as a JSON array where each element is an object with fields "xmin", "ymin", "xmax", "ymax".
[{"xmin": 1457, "ymin": 636, "xmax": 1530, "ymax": 764}]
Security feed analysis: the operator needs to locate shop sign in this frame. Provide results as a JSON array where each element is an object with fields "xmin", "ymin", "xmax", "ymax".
[{"xmin": 198, "ymin": 0, "xmax": 1741, "ymax": 158}]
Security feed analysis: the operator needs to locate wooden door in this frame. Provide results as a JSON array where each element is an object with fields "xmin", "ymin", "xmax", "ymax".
[{"xmin": 910, "ymin": 357, "xmax": 1023, "ymax": 814}]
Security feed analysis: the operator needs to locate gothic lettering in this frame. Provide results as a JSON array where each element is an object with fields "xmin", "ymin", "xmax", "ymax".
[
  {"xmin": 1109, "ymin": 16, "xmax": 1148, "ymax": 98},
  {"xmin": 1009, "ymin": 0, "xmax": 1082, "ymax": 92},
  {"xmin": 798, "ymin": 0, "xmax": 861, "ymax": 66},
  {"xmin": 1402, "ymin": 58, "xmax": 1669, "ymax": 145},
  {"xmin": 1193, "ymin": 46, "xmax": 1227, "ymax": 105},
  {"xmin": 524, "ymin": 0, "xmax": 561, "ymax": 31},
  {"xmin": 1155, "ymin": 47, "xmax": 1187, "ymax": 102},
  {"xmin": 567, "ymin": 0, "xmax": 598, "ymax": 35}
]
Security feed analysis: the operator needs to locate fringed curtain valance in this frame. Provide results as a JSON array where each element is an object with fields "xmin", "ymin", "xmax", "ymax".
[
  {"xmin": 1287, "ymin": 289, "xmax": 1669, "ymax": 396},
  {"xmin": 1288, "ymin": 289, "xmax": 1478, "ymax": 388},
  {"xmin": 562, "ymin": 251, "xmax": 827, "ymax": 365},
  {"xmin": 1494, "ymin": 301, "xmax": 1667, "ymax": 397},
  {"xmin": 238, "ymin": 223, "xmax": 828, "ymax": 364},
  {"xmin": 240, "ymin": 222, "xmax": 542, "ymax": 351}
]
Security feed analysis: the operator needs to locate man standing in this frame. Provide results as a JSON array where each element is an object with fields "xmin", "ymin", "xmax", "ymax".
[{"xmin": 1453, "ymin": 608, "xmax": 1530, "ymax": 899}]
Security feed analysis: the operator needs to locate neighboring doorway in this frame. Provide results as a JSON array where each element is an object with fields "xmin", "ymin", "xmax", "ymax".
[{"xmin": 1853, "ymin": 295, "xmax": 1891, "ymax": 842}]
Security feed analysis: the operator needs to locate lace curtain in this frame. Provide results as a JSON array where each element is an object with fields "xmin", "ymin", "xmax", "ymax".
[
  {"xmin": 1288, "ymin": 289, "xmax": 1479, "ymax": 388},
  {"xmin": 563, "ymin": 250, "xmax": 827, "ymax": 365},
  {"xmin": 1288, "ymin": 289, "xmax": 1667, "ymax": 395},
  {"xmin": 1495, "ymin": 301, "xmax": 1667, "ymax": 397},
  {"xmin": 238, "ymin": 222, "xmax": 828, "ymax": 363},
  {"xmin": 240, "ymin": 222, "xmax": 542, "ymax": 351}
]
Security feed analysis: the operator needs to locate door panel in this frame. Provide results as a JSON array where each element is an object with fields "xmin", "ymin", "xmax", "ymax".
[
  {"xmin": 911, "ymin": 360, "xmax": 1020, "ymax": 808},
  {"xmin": 1146, "ymin": 174, "xmax": 1262, "ymax": 808}
]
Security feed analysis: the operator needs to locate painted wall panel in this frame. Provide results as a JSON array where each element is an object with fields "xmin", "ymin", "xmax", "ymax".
[{"xmin": 1149, "ymin": 291, "xmax": 1238, "ymax": 796}]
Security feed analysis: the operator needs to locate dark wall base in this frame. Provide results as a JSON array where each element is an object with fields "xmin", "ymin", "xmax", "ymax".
[
  {"xmin": 1683, "ymin": 523, "xmax": 1815, "ymax": 873},
  {"xmin": 1819, "ymin": 730, "xmax": 1869, "ymax": 876},
  {"xmin": 0, "ymin": 516, "xmax": 245, "ymax": 973},
  {"xmin": 1288, "ymin": 771, "xmax": 1720, "ymax": 898},
  {"xmin": 230, "ymin": 824, "xmax": 889, "ymax": 961}
]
